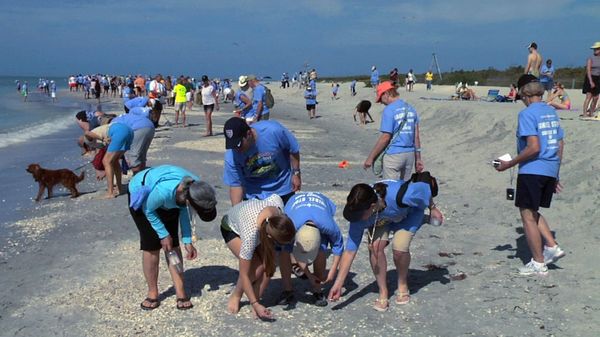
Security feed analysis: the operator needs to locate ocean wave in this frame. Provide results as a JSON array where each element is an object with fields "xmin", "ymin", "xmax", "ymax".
[{"xmin": 0, "ymin": 114, "xmax": 74, "ymax": 149}]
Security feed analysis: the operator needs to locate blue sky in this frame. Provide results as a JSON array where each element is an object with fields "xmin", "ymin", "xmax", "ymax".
[{"xmin": 1, "ymin": 0, "xmax": 599, "ymax": 77}]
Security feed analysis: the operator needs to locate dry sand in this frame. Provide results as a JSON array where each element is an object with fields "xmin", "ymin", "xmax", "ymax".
[{"xmin": 1, "ymin": 81, "xmax": 599, "ymax": 336}]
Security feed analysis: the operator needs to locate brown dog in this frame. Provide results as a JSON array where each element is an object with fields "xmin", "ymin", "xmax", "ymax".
[{"xmin": 26, "ymin": 163, "xmax": 85, "ymax": 202}]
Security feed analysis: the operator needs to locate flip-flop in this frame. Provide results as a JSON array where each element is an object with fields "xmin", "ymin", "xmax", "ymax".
[
  {"xmin": 373, "ymin": 298, "xmax": 389, "ymax": 312},
  {"xmin": 140, "ymin": 297, "xmax": 160, "ymax": 311},
  {"xmin": 176, "ymin": 297, "xmax": 193, "ymax": 310},
  {"xmin": 395, "ymin": 292, "xmax": 411, "ymax": 305}
]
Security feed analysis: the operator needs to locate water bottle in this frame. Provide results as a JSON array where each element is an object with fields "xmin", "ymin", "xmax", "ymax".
[
  {"xmin": 167, "ymin": 250, "xmax": 183, "ymax": 273},
  {"xmin": 430, "ymin": 216, "xmax": 442, "ymax": 226}
]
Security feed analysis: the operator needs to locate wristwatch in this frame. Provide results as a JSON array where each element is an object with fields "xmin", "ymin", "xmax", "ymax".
[{"xmin": 292, "ymin": 168, "xmax": 301, "ymax": 176}]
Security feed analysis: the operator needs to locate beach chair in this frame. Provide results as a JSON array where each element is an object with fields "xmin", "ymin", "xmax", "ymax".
[{"xmin": 482, "ymin": 89, "xmax": 500, "ymax": 102}]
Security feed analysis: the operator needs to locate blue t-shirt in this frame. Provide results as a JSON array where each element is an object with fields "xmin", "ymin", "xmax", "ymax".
[
  {"xmin": 125, "ymin": 96, "xmax": 148, "ymax": 110},
  {"xmin": 332, "ymin": 86, "xmax": 339, "ymax": 94},
  {"xmin": 122, "ymin": 87, "xmax": 133, "ymax": 103},
  {"xmin": 309, "ymin": 80, "xmax": 316, "ymax": 92},
  {"xmin": 223, "ymin": 120, "xmax": 300, "ymax": 199},
  {"xmin": 283, "ymin": 192, "xmax": 344, "ymax": 256},
  {"xmin": 129, "ymin": 106, "xmax": 151, "ymax": 119},
  {"xmin": 128, "ymin": 165, "xmax": 199, "ymax": 244},
  {"xmin": 516, "ymin": 102, "xmax": 563, "ymax": 178},
  {"xmin": 113, "ymin": 112, "xmax": 154, "ymax": 131},
  {"xmin": 540, "ymin": 65, "xmax": 555, "ymax": 83},
  {"xmin": 380, "ymin": 99, "xmax": 420, "ymax": 154},
  {"xmin": 371, "ymin": 70, "xmax": 379, "ymax": 84},
  {"xmin": 350, "ymin": 80, "xmax": 357, "ymax": 89},
  {"xmin": 345, "ymin": 180, "xmax": 428, "ymax": 252},
  {"xmin": 234, "ymin": 90, "xmax": 250, "ymax": 111},
  {"xmin": 304, "ymin": 90, "xmax": 316, "ymax": 105},
  {"xmin": 249, "ymin": 85, "xmax": 270, "ymax": 118}
]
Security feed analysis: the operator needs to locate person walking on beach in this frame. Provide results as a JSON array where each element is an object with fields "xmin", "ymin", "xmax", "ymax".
[
  {"xmin": 304, "ymin": 85, "xmax": 317, "ymax": 119},
  {"xmin": 350, "ymin": 79, "xmax": 357, "ymax": 96},
  {"xmin": 370, "ymin": 66, "xmax": 379, "ymax": 89},
  {"xmin": 247, "ymin": 75, "xmax": 271, "ymax": 121},
  {"xmin": 50, "ymin": 81, "xmax": 57, "ymax": 102},
  {"xmin": 331, "ymin": 83, "xmax": 339, "ymax": 100},
  {"xmin": 407, "ymin": 69, "xmax": 415, "ymax": 92},
  {"xmin": 495, "ymin": 74, "xmax": 565, "ymax": 276},
  {"xmin": 582, "ymin": 42, "xmax": 600, "ymax": 117},
  {"xmin": 173, "ymin": 78, "xmax": 187, "ymax": 126},
  {"xmin": 128, "ymin": 165, "xmax": 217, "ymax": 310},
  {"xmin": 364, "ymin": 81, "xmax": 424, "ymax": 180},
  {"xmin": 200, "ymin": 75, "xmax": 219, "ymax": 137},
  {"xmin": 425, "ymin": 70, "xmax": 434, "ymax": 90},
  {"xmin": 389, "ymin": 68, "xmax": 399, "ymax": 86},
  {"xmin": 222, "ymin": 117, "xmax": 301, "ymax": 206},
  {"xmin": 278, "ymin": 192, "xmax": 344, "ymax": 307},
  {"xmin": 220, "ymin": 194, "xmax": 295, "ymax": 320},
  {"xmin": 328, "ymin": 173, "xmax": 443, "ymax": 311},
  {"xmin": 540, "ymin": 59, "xmax": 555, "ymax": 95},
  {"xmin": 234, "ymin": 75, "xmax": 254, "ymax": 122},
  {"xmin": 525, "ymin": 42, "xmax": 543, "ymax": 77}
]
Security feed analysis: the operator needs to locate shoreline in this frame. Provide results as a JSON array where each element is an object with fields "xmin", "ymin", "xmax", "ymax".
[{"xmin": 0, "ymin": 81, "xmax": 598, "ymax": 336}]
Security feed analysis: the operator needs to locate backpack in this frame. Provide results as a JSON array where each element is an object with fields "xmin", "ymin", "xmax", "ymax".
[{"xmin": 263, "ymin": 85, "xmax": 275, "ymax": 109}]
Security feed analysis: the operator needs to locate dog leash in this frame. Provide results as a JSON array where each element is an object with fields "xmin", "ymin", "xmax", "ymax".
[{"xmin": 72, "ymin": 160, "xmax": 92, "ymax": 172}]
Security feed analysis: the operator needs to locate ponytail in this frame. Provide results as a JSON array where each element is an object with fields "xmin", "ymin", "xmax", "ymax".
[{"xmin": 258, "ymin": 214, "xmax": 295, "ymax": 277}]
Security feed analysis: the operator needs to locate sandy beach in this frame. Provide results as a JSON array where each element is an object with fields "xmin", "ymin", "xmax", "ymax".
[{"xmin": 1, "ymin": 81, "xmax": 599, "ymax": 336}]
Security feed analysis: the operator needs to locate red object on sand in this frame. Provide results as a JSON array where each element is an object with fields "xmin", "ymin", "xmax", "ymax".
[{"xmin": 338, "ymin": 160, "xmax": 349, "ymax": 169}]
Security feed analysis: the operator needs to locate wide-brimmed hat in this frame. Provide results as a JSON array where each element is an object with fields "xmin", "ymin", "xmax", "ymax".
[
  {"xmin": 591, "ymin": 42, "xmax": 600, "ymax": 49},
  {"xmin": 188, "ymin": 181, "xmax": 217, "ymax": 221},
  {"xmin": 376, "ymin": 81, "xmax": 395, "ymax": 103},
  {"xmin": 292, "ymin": 223, "xmax": 321, "ymax": 264},
  {"xmin": 527, "ymin": 42, "xmax": 537, "ymax": 49},
  {"xmin": 238, "ymin": 75, "xmax": 248, "ymax": 87}
]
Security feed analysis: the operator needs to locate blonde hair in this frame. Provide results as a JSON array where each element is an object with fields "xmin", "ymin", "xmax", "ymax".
[{"xmin": 258, "ymin": 215, "xmax": 295, "ymax": 277}]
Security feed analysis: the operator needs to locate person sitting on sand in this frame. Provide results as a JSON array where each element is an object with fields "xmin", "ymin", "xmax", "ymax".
[
  {"xmin": 278, "ymin": 192, "xmax": 344, "ymax": 307},
  {"xmin": 354, "ymin": 100, "xmax": 374, "ymax": 125},
  {"xmin": 506, "ymin": 83, "xmax": 518, "ymax": 102},
  {"xmin": 457, "ymin": 83, "xmax": 477, "ymax": 100},
  {"xmin": 546, "ymin": 82, "xmax": 571, "ymax": 110},
  {"xmin": 220, "ymin": 194, "xmax": 295, "ymax": 320},
  {"xmin": 128, "ymin": 165, "xmax": 217, "ymax": 311},
  {"xmin": 328, "ymin": 173, "xmax": 443, "ymax": 311}
]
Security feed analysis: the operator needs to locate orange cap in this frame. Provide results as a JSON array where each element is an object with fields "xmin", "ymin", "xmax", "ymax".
[{"xmin": 376, "ymin": 81, "xmax": 395, "ymax": 103}]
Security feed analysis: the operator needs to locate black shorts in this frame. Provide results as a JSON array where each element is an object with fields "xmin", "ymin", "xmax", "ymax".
[
  {"xmin": 582, "ymin": 75, "xmax": 600, "ymax": 96},
  {"xmin": 129, "ymin": 194, "xmax": 181, "ymax": 251},
  {"xmin": 204, "ymin": 104, "xmax": 215, "ymax": 112},
  {"xmin": 220, "ymin": 215, "xmax": 240, "ymax": 244},
  {"xmin": 356, "ymin": 100, "xmax": 372, "ymax": 113},
  {"xmin": 515, "ymin": 174, "xmax": 556, "ymax": 211},
  {"xmin": 306, "ymin": 104, "xmax": 315, "ymax": 110}
]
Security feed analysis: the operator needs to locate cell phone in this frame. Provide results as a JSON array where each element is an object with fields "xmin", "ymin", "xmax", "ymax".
[{"xmin": 492, "ymin": 160, "xmax": 501, "ymax": 168}]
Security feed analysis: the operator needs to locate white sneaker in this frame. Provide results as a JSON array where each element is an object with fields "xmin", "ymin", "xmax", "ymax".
[
  {"xmin": 519, "ymin": 259, "xmax": 548, "ymax": 276},
  {"xmin": 543, "ymin": 245, "xmax": 566, "ymax": 264}
]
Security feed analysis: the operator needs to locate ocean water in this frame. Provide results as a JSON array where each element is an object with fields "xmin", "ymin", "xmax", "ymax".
[{"xmin": 0, "ymin": 76, "xmax": 102, "ymax": 228}]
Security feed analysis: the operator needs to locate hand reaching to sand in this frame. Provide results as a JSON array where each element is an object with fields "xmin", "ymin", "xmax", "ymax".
[
  {"xmin": 252, "ymin": 303, "xmax": 274, "ymax": 321},
  {"xmin": 328, "ymin": 284, "xmax": 342, "ymax": 301},
  {"xmin": 184, "ymin": 243, "xmax": 197, "ymax": 260}
]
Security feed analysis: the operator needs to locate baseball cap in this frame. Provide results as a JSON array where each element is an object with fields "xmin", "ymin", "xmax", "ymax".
[
  {"xmin": 292, "ymin": 223, "xmax": 321, "ymax": 265},
  {"xmin": 188, "ymin": 181, "xmax": 217, "ymax": 221},
  {"xmin": 238, "ymin": 75, "xmax": 248, "ymax": 87},
  {"xmin": 223, "ymin": 117, "xmax": 250, "ymax": 149},
  {"xmin": 375, "ymin": 81, "xmax": 395, "ymax": 103},
  {"xmin": 527, "ymin": 42, "xmax": 537, "ymax": 49},
  {"xmin": 517, "ymin": 74, "xmax": 539, "ymax": 90},
  {"xmin": 201, "ymin": 75, "xmax": 209, "ymax": 82}
]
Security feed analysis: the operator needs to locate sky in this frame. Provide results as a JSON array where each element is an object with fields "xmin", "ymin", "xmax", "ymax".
[{"xmin": 1, "ymin": 0, "xmax": 599, "ymax": 78}]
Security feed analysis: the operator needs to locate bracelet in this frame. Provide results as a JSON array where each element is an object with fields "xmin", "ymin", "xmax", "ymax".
[
  {"xmin": 415, "ymin": 148, "xmax": 422, "ymax": 153},
  {"xmin": 250, "ymin": 300, "xmax": 259, "ymax": 306},
  {"xmin": 292, "ymin": 168, "xmax": 301, "ymax": 176}
]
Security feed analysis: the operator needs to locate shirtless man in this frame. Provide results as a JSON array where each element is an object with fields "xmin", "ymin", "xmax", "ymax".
[{"xmin": 525, "ymin": 42, "xmax": 543, "ymax": 77}]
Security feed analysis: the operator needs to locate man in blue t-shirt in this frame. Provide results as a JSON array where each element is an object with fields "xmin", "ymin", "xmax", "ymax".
[
  {"xmin": 304, "ymin": 86, "xmax": 317, "ymax": 119},
  {"xmin": 277, "ymin": 192, "xmax": 343, "ymax": 306},
  {"xmin": 496, "ymin": 74, "xmax": 565, "ymax": 276},
  {"xmin": 364, "ymin": 81, "xmax": 424, "ymax": 181},
  {"xmin": 540, "ymin": 59, "xmax": 555, "ymax": 94},
  {"xmin": 247, "ymin": 75, "xmax": 270, "ymax": 121},
  {"xmin": 370, "ymin": 66, "xmax": 379, "ymax": 88},
  {"xmin": 222, "ymin": 117, "xmax": 301, "ymax": 205}
]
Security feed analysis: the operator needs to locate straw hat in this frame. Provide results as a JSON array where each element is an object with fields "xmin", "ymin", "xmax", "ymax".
[{"xmin": 591, "ymin": 42, "xmax": 600, "ymax": 50}]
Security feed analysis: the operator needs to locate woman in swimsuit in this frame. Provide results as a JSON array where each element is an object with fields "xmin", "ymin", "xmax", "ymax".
[{"xmin": 547, "ymin": 82, "xmax": 571, "ymax": 110}]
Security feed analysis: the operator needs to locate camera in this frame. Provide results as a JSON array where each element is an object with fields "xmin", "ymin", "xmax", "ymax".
[{"xmin": 506, "ymin": 188, "xmax": 515, "ymax": 201}]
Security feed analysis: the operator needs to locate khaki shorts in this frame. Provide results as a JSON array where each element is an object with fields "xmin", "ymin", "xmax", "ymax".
[
  {"xmin": 368, "ymin": 226, "xmax": 414, "ymax": 252},
  {"xmin": 383, "ymin": 152, "xmax": 414, "ymax": 181}
]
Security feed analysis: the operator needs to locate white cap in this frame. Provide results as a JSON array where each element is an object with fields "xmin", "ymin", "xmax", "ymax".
[{"xmin": 292, "ymin": 223, "xmax": 321, "ymax": 265}]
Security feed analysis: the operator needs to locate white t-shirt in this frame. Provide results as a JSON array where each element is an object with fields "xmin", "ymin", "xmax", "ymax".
[
  {"xmin": 201, "ymin": 85, "xmax": 216, "ymax": 105},
  {"xmin": 224, "ymin": 194, "xmax": 284, "ymax": 260}
]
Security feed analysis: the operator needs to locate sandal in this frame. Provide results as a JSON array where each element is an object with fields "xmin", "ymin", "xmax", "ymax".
[
  {"xmin": 395, "ymin": 292, "xmax": 411, "ymax": 305},
  {"xmin": 291, "ymin": 263, "xmax": 307, "ymax": 279},
  {"xmin": 277, "ymin": 290, "xmax": 296, "ymax": 306},
  {"xmin": 140, "ymin": 297, "xmax": 160, "ymax": 311},
  {"xmin": 313, "ymin": 292, "xmax": 328, "ymax": 307},
  {"xmin": 176, "ymin": 297, "xmax": 193, "ymax": 310},
  {"xmin": 373, "ymin": 298, "xmax": 389, "ymax": 312}
]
